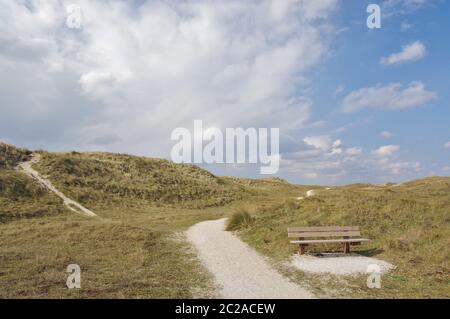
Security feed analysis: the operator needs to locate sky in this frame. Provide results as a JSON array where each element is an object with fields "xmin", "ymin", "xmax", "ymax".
[{"xmin": 0, "ymin": 0, "xmax": 449, "ymax": 185}]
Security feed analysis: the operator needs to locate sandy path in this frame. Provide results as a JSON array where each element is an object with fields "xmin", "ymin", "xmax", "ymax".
[
  {"xmin": 17, "ymin": 154, "xmax": 97, "ymax": 217},
  {"xmin": 186, "ymin": 219, "xmax": 314, "ymax": 299},
  {"xmin": 292, "ymin": 253, "xmax": 394, "ymax": 275}
]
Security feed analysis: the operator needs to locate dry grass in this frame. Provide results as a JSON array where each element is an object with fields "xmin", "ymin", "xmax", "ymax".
[
  {"xmin": 225, "ymin": 207, "xmax": 255, "ymax": 231},
  {"xmin": 0, "ymin": 145, "xmax": 236, "ymax": 298},
  {"xmin": 236, "ymin": 179, "xmax": 450, "ymax": 298},
  {"xmin": 1, "ymin": 143, "xmax": 448, "ymax": 298},
  {"xmin": 0, "ymin": 143, "xmax": 31, "ymax": 169},
  {"xmin": 0, "ymin": 213, "xmax": 219, "ymax": 298},
  {"xmin": 1, "ymin": 145, "xmax": 288, "ymax": 298},
  {"xmin": 34, "ymin": 151, "xmax": 248, "ymax": 210},
  {"xmin": 0, "ymin": 171, "xmax": 63, "ymax": 223}
]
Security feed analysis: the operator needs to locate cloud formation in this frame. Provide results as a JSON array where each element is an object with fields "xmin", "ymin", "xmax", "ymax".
[
  {"xmin": 0, "ymin": 0, "xmax": 338, "ymax": 157},
  {"xmin": 341, "ymin": 82, "xmax": 436, "ymax": 113},
  {"xmin": 381, "ymin": 41, "xmax": 426, "ymax": 65},
  {"xmin": 372, "ymin": 145, "xmax": 400, "ymax": 157},
  {"xmin": 382, "ymin": 0, "xmax": 436, "ymax": 16},
  {"xmin": 0, "ymin": 0, "xmax": 443, "ymax": 185},
  {"xmin": 381, "ymin": 131, "xmax": 393, "ymax": 139},
  {"xmin": 281, "ymin": 138, "xmax": 420, "ymax": 184}
]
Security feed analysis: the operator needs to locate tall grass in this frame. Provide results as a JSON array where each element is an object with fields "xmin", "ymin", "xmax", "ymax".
[
  {"xmin": 0, "ymin": 143, "xmax": 31, "ymax": 169},
  {"xmin": 34, "ymin": 151, "xmax": 248, "ymax": 210},
  {"xmin": 236, "ymin": 178, "xmax": 450, "ymax": 298},
  {"xmin": 0, "ymin": 144, "xmax": 63, "ymax": 223},
  {"xmin": 225, "ymin": 207, "xmax": 255, "ymax": 231},
  {"xmin": 2, "ymin": 142, "xmax": 448, "ymax": 298}
]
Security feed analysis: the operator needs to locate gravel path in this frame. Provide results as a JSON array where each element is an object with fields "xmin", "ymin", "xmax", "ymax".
[
  {"xmin": 17, "ymin": 154, "xmax": 97, "ymax": 217},
  {"xmin": 186, "ymin": 218, "xmax": 314, "ymax": 299},
  {"xmin": 291, "ymin": 253, "xmax": 395, "ymax": 276}
]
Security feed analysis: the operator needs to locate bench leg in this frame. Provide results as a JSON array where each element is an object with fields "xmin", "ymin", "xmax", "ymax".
[
  {"xmin": 299, "ymin": 244, "xmax": 306, "ymax": 255},
  {"xmin": 298, "ymin": 237, "xmax": 306, "ymax": 255},
  {"xmin": 343, "ymin": 236, "xmax": 350, "ymax": 254},
  {"xmin": 344, "ymin": 242, "xmax": 350, "ymax": 254}
]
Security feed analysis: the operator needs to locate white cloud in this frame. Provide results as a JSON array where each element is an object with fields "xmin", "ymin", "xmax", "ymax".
[
  {"xmin": 341, "ymin": 82, "xmax": 436, "ymax": 113},
  {"xmin": 334, "ymin": 84, "xmax": 345, "ymax": 96},
  {"xmin": 444, "ymin": 142, "xmax": 450, "ymax": 149},
  {"xmin": 372, "ymin": 145, "xmax": 400, "ymax": 157},
  {"xmin": 400, "ymin": 20, "xmax": 413, "ymax": 31},
  {"xmin": 79, "ymin": 71, "xmax": 118, "ymax": 97},
  {"xmin": 0, "ymin": 0, "xmax": 338, "ymax": 158},
  {"xmin": 381, "ymin": 41, "xmax": 426, "ymax": 65},
  {"xmin": 345, "ymin": 147, "xmax": 362, "ymax": 156},
  {"xmin": 376, "ymin": 157, "xmax": 421, "ymax": 175},
  {"xmin": 302, "ymin": 136, "xmax": 344, "ymax": 155},
  {"xmin": 382, "ymin": 0, "xmax": 436, "ymax": 17},
  {"xmin": 281, "ymin": 139, "xmax": 420, "ymax": 184},
  {"xmin": 303, "ymin": 136, "xmax": 333, "ymax": 151},
  {"xmin": 381, "ymin": 131, "xmax": 393, "ymax": 139},
  {"xmin": 0, "ymin": 1, "xmax": 431, "ymax": 185}
]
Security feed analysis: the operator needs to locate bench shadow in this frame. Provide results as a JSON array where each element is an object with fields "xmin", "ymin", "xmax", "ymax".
[
  {"xmin": 305, "ymin": 248, "xmax": 384, "ymax": 258},
  {"xmin": 355, "ymin": 248, "xmax": 384, "ymax": 257}
]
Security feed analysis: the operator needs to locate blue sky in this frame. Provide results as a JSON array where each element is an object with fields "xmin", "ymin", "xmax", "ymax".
[
  {"xmin": 0, "ymin": 0, "xmax": 449, "ymax": 185},
  {"xmin": 294, "ymin": 0, "xmax": 450, "ymax": 183}
]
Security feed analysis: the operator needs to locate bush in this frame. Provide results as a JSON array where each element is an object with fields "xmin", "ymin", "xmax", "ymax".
[
  {"xmin": 0, "ymin": 143, "xmax": 31, "ymax": 169},
  {"xmin": 225, "ymin": 208, "xmax": 254, "ymax": 231}
]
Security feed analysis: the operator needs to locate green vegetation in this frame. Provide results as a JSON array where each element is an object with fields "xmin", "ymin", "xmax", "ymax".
[
  {"xmin": 1, "ymin": 142, "xmax": 448, "ymax": 298},
  {"xmin": 0, "ymin": 143, "xmax": 31, "ymax": 169},
  {"xmin": 0, "ymin": 170, "xmax": 63, "ymax": 223},
  {"xmin": 236, "ymin": 180, "xmax": 450, "ymax": 298},
  {"xmin": 0, "ymin": 143, "xmax": 63, "ymax": 223},
  {"xmin": 0, "ymin": 213, "xmax": 219, "ymax": 298},
  {"xmin": 1, "ymin": 144, "xmax": 286, "ymax": 298},
  {"xmin": 225, "ymin": 207, "xmax": 255, "ymax": 231},
  {"xmin": 34, "ymin": 151, "xmax": 248, "ymax": 211},
  {"xmin": 0, "ymin": 144, "xmax": 230, "ymax": 298}
]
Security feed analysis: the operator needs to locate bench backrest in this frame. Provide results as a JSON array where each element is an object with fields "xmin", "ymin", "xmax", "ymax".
[{"xmin": 287, "ymin": 226, "xmax": 361, "ymax": 238}]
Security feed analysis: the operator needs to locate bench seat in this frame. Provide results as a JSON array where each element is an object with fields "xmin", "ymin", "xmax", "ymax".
[
  {"xmin": 290, "ymin": 238, "xmax": 370, "ymax": 244},
  {"xmin": 287, "ymin": 225, "xmax": 370, "ymax": 254}
]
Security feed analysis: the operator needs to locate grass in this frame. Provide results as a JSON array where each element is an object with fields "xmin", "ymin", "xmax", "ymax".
[
  {"xmin": 33, "ymin": 151, "xmax": 248, "ymax": 211},
  {"xmin": 1, "ymin": 144, "xmax": 287, "ymax": 298},
  {"xmin": 1, "ymin": 142, "xmax": 448, "ymax": 298},
  {"xmin": 0, "ymin": 143, "xmax": 31, "ymax": 169},
  {"xmin": 0, "ymin": 143, "xmax": 64, "ymax": 224},
  {"xmin": 225, "ymin": 207, "xmax": 255, "ymax": 231},
  {"xmin": 235, "ymin": 180, "xmax": 450, "ymax": 298},
  {"xmin": 0, "ymin": 144, "xmax": 235, "ymax": 298},
  {"xmin": 0, "ymin": 213, "xmax": 219, "ymax": 298}
]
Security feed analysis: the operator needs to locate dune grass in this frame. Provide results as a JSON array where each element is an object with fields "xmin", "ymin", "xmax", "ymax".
[
  {"xmin": 225, "ymin": 207, "xmax": 255, "ymax": 231},
  {"xmin": 0, "ymin": 145, "xmax": 229, "ymax": 298},
  {"xmin": 0, "ymin": 143, "xmax": 31, "ymax": 169},
  {"xmin": 1, "ymin": 143, "xmax": 448, "ymax": 298},
  {"xmin": 0, "ymin": 145, "xmax": 282, "ymax": 298},
  {"xmin": 0, "ymin": 171, "xmax": 63, "ymax": 223},
  {"xmin": 0, "ymin": 211, "xmax": 223, "ymax": 298},
  {"xmin": 33, "ymin": 151, "xmax": 248, "ymax": 211},
  {"xmin": 235, "ymin": 179, "xmax": 450, "ymax": 298}
]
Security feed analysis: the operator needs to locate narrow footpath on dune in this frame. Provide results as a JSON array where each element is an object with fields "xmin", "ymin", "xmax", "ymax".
[
  {"xmin": 186, "ymin": 218, "xmax": 314, "ymax": 299},
  {"xmin": 17, "ymin": 154, "xmax": 97, "ymax": 217}
]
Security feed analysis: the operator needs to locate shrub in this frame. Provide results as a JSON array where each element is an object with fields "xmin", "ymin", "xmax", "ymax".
[
  {"xmin": 0, "ymin": 143, "xmax": 31, "ymax": 169},
  {"xmin": 225, "ymin": 208, "xmax": 254, "ymax": 231}
]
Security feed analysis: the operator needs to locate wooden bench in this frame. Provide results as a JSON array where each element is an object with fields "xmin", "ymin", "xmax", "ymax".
[{"xmin": 288, "ymin": 226, "xmax": 370, "ymax": 255}]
